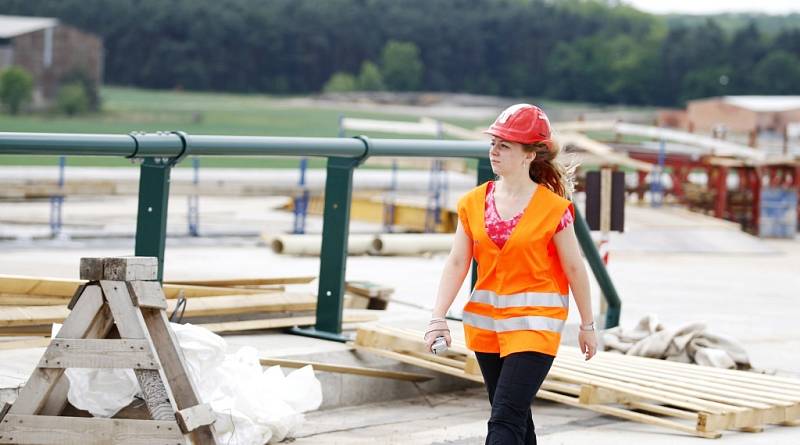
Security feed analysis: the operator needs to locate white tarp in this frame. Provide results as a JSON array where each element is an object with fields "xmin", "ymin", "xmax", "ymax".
[{"xmin": 60, "ymin": 323, "xmax": 322, "ymax": 444}]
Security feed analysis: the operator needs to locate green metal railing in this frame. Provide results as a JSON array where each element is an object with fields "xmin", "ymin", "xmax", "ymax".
[{"xmin": 0, "ymin": 131, "xmax": 621, "ymax": 338}]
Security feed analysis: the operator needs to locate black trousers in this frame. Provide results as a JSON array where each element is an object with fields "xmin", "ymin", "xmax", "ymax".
[{"xmin": 475, "ymin": 351, "xmax": 555, "ymax": 445}]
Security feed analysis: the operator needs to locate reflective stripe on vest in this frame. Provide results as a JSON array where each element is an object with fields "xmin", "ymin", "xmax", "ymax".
[
  {"xmin": 462, "ymin": 311, "xmax": 565, "ymax": 333},
  {"xmin": 469, "ymin": 289, "xmax": 568, "ymax": 309}
]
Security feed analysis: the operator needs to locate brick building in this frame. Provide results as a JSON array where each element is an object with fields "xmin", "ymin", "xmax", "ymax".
[
  {"xmin": 659, "ymin": 96, "xmax": 800, "ymax": 147},
  {"xmin": 0, "ymin": 15, "xmax": 103, "ymax": 108}
]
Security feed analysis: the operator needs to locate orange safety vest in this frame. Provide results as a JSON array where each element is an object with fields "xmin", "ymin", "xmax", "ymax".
[{"xmin": 458, "ymin": 181, "xmax": 573, "ymax": 357}]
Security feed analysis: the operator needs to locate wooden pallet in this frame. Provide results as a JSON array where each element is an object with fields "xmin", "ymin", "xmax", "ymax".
[
  {"xmin": 0, "ymin": 257, "xmax": 219, "ymax": 444},
  {"xmin": 354, "ymin": 323, "xmax": 800, "ymax": 439}
]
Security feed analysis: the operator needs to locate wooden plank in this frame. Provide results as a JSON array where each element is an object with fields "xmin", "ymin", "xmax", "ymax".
[
  {"xmin": 0, "ymin": 403, "xmax": 9, "ymax": 423},
  {"xmin": 40, "ymin": 295, "xmax": 116, "ymax": 416},
  {"xmin": 563, "ymin": 347, "xmax": 800, "ymax": 388},
  {"xmin": 141, "ymin": 308, "xmax": 218, "ymax": 444},
  {"xmin": 38, "ymin": 339, "xmax": 158, "ymax": 370},
  {"xmin": 557, "ymin": 350, "xmax": 800, "ymax": 401},
  {"xmin": 0, "ymin": 274, "xmax": 276, "ymax": 299},
  {"xmin": 0, "ymin": 306, "xmax": 70, "ymax": 328},
  {"xmin": 165, "ymin": 276, "xmax": 316, "ymax": 287},
  {"xmin": 0, "ymin": 275, "xmax": 82, "ymax": 298},
  {"xmin": 547, "ymin": 368, "xmax": 761, "ymax": 429},
  {"xmin": 558, "ymin": 354, "xmax": 800, "ymax": 413},
  {"xmin": 535, "ymin": 389, "xmax": 722, "ymax": 439},
  {"xmin": 0, "ymin": 415, "xmax": 185, "ymax": 444},
  {"xmin": 405, "ymin": 350, "xmax": 467, "ymax": 370},
  {"xmin": 353, "ymin": 345, "xmax": 483, "ymax": 383},
  {"xmin": 0, "ymin": 292, "xmax": 318, "ymax": 328},
  {"xmin": 135, "ymin": 269, "xmax": 218, "ymax": 442},
  {"xmin": 175, "ymin": 404, "xmax": 216, "ymax": 434},
  {"xmin": 127, "ymin": 282, "xmax": 168, "ymax": 310},
  {"xmin": 166, "ymin": 292, "xmax": 317, "ymax": 318},
  {"xmin": 0, "ymin": 326, "xmax": 53, "ymax": 336},
  {"xmin": 579, "ymin": 384, "xmax": 622, "ymax": 405},
  {"xmin": 0, "ymin": 294, "xmax": 70, "ymax": 306},
  {"xmin": 198, "ymin": 311, "xmax": 378, "ymax": 333},
  {"xmin": 556, "ymin": 354, "xmax": 795, "ymax": 408},
  {"xmin": 259, "ymin": 357, "xmax": 433, "ymax": 382},
  {"xmin": 78, "ymin": 258, "xmax": 106, "ymax": 281},
  {"xmin": 67, "ymin": 283, "xmax": 88, "ymax": 310},
  {"xmin": 345, "ymin": 281, "xmax": 394, "ymax": 299},
  {"xmin": 7, "ymin": 286, "xmax": 106, "ymax": 416},
  {"xmin": 101, "ymin": 281, "xmax": 175, "ymax": 423},
  {"xmin": 0, "ymin": 338, "xmax": 51, "ymax": 350},
  {"xmin": 102, "ymin": 257, "xmax": 158, "ymax": 281}
]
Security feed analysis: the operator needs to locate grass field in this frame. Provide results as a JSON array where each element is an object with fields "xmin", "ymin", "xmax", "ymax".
[{"xmin": 0, "ymin": 87, "xmax": 491, "ymax": 168}]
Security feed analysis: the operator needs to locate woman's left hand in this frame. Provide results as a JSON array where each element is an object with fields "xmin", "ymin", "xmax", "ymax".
[{"xmin": 578, "ymin": 330, "xmax": 597, "ymax": 361}]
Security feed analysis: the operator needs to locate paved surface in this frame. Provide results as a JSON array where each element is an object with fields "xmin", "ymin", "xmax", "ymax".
[
  {"xmin": 0, "ymin": 171, "xmax": 798, "ymax": 443},
  {"xmin": 296, "ymin": 388, "xmax": 800, "ymax": 444}
]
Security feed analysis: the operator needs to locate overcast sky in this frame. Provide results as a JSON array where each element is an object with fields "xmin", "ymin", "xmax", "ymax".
[{"xmin": 624, "ymin": 0, "xmax": 800, "ymax": 15}]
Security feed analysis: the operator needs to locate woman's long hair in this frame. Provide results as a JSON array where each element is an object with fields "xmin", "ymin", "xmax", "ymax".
[{"xmin": 524, "ymin": 140, "xmax": 576, "ymax": 199}]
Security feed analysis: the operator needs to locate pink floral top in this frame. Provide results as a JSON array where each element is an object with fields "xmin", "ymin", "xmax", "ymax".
[{"xmin": 485, "ymin": 181, "xmax": 573, "ymax": 249}]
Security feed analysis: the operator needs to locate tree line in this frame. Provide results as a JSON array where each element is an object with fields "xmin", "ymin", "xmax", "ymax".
[{"xmin": 2, "ymin": 0, "xmax": 799, "ymax": 106}]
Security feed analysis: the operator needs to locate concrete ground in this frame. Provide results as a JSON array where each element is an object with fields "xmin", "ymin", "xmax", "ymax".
[{"xmin": 0, "ymin": 167, "xmax": 799, "ymax": 443}]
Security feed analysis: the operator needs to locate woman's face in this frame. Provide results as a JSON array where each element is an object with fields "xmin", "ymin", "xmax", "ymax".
[{"xmin": 489, "ymin": 137, "xmax": 533, "ymax": 176}]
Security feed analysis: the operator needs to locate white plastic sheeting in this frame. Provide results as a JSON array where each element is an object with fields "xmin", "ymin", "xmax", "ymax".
[{"xmin": 60, "ymin": 322, "xmax": 322, "ymax": 444}]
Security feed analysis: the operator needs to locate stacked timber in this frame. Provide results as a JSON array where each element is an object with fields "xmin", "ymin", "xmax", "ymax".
[
  {"xmin": 355, "ymin": 323, "xmax": 800, "ymax": 439},
  {"xmin": 0, "ymin": 274, "xmax": 379, "ymax": 339}
]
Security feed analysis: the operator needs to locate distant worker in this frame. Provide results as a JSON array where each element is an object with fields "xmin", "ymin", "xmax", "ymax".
[{"xmin": 425, "ymin": 104, "xmax": 597, "ymax": 444}]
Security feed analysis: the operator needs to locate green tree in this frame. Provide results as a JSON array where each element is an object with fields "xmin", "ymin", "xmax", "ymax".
[
  {"xmin": 680, "ymin": 66, "xmax": 733, "ymax": 102},
  {"xmin": 380, "ymin": 41, "xmax": 423, "ymax": 91},
  {"xmin": 57, "ymin": 82, "xmax": 90, "ymax": 116},
  {"xmin": 0, "ymin": 66, "xmax": 33, "ymax": 114},
  {"xmin": 357, "ymin": 61, "xmax": 384, "ymax": 91},
  {"xmin": 61, "ymin": 69, "xmax": 101, "ymax": 111},
  {"xmin": 322, "ymin": 72, "xmax": 357, "ymax": 93},
  {"xmin": 753, "ymin": 51, "xmax": 800, "ymax": 94}
]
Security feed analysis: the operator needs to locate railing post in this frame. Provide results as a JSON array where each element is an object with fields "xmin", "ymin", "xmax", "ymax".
[
  {"xmin": 290, "ymin": 153, "xmax": 366, "ymax": 342},
  {"xmin": 135, "ymin": 157, "xmax": 172, "ymax": 282},
  {"xmin": 573, "ymin": 205, "xmax": 622, "ymax": 328}
]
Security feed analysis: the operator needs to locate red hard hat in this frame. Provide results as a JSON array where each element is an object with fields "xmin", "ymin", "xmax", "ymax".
[{"xmin": 484, "ymin": 104, "xmax": 552, "ymax": 145}]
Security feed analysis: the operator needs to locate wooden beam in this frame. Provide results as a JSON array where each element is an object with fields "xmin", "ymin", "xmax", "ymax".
[
  {"xmin": 101, "ymin": 281, "xmax": 174, "ymax": 423},
  {"xmin": 175, "ymin": 404, "xmax": 216, "ymax": 434},
  {"xmin": 38, "ymin": 339, "xmax": 158, "ymax": 370},
  {"xmin": 536, "ymin": 389, "xmax": 722, "ymax": 439},
  {"xmin": 0, "ymin": 402, "xmax": 10, "ymax": 423},
  {"xmin": 141, "ymin": 309, "xmax": 218, "ymax": 444},
  {"xmin": 0, "ymin": 294, "xmax": 70, "ymax": 306},
  {"xmin": 198, "ymin": 310, "xmax": 377, "ymax": 333},
  {"xmin": 0, "ymin": 338, "xmax": 51, "ymax": 350},
  {"xmin": 353, "ymin": 345, "xmax": 483, "ymax": 383},
  {"xmin": 165, "ymin": 292, "xmax": 317, "ymax": 318},
  {"xmin": 7, "ymin": 286, "xmax": 106, "ymax": 416},
  {"xmin": 126, "ymin": 281, "xmax": 167, "ymax": 310},
  {"xmin": 40, "ymin": 290, "xmax": 116, "ymax": 416},
  {"xmin": 0, "ymin": 292, "xmax": 319, "ymax": 328},
  {"xmin": 105, "ymin": 257, "xmax": 159, "ymax": 281},
  {"xmin": 259, "ymin": 357, "xmax": 432, "ymax": 382},
  {"xmin": 0, "ymin": 415, "xmax": 185, "ymax": 444},
  {"xmin": 164, "ymin": 276, "xmax": 316, "ymax": 287},
  {"xmin": 0, "ymin": 274, "xmax": 277, "ymax": 299}
]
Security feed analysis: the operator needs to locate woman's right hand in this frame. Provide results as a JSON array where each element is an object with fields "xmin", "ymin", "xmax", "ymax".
[{"xmin": 424, "ymin": 318, "xmax": 452, "ymax": 352}]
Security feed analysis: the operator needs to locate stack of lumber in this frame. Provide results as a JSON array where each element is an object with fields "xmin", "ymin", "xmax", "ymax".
[
  {"xmin": 0, "ymin": 274, "xmax": 379, "ymax": 339},
  {"xmin": 354, "ymin": 323, "xmax": 800, "ymax": 439},
  {"xmin": 345, "ymin": 281, "xmax": 394, "ymax": 310}
]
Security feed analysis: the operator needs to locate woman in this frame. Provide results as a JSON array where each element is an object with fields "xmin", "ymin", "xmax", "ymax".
[{"xmin": 424, "ymin": 104, "xmax": 597, "ymax": 444}]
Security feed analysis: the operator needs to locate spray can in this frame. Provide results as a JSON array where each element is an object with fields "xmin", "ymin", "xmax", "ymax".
[{"xmin": 432, "ymin": 336, "xmax": 448, "ymax": 355}]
